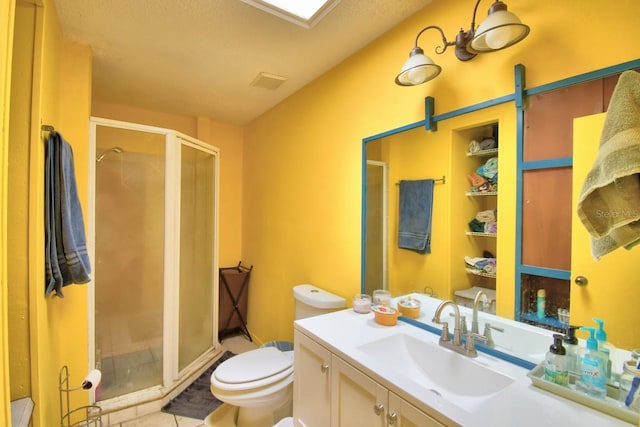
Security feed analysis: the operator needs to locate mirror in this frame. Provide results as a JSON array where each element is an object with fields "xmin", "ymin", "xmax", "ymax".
[
  {"xmin": 364, "ymin": 125, "xmax": 452, "ymax": 298},
  {"xmin": 362, "ymin": 81, "xmax": 640, "ymax": 362}
]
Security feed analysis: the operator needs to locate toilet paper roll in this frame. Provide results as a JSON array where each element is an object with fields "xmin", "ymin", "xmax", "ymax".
[{"xmin": 81, "ymin": 369, "xmax": 102, "ymax": 390}]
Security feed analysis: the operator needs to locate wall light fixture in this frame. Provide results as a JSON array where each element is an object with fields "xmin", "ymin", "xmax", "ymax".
[{"xmin": 395, "ymin": 0, "xmax": 529, "ymax": 86}]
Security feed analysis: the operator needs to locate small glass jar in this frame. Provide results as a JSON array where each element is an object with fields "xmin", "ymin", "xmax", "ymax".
[
  {"xmin": 618, "ymin": 360, "xmax": 640, "ymax": 409},
  {"xmin": 372, "ymin": 289, "xmax": 391, "ymax": 307},
  {"xmin": 352, "ymin": 294, "xmax": 371, "ymax": 314}
]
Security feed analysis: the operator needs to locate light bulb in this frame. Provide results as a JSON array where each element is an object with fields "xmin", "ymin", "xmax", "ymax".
[
  {"xmin": 485, "ymin": 26, "xmax": 515, "ymax": 49},
  {"xmin": 407, "ymin": 68, "xmax": 428, "ymax": 85}
]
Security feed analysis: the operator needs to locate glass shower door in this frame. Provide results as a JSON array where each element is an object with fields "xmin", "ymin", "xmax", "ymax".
[
  {"xmin": 94, "ymin": 125, "xmax": 166, "ymax": 400},
  {"xmin": 178, "ymin": 140, "xmax": 216, "ymax": 371}
]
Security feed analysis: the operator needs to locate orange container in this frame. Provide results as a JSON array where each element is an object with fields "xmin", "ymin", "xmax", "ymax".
[
  {"xmin": 397, "ymin": 297, "xmax": 421, "ymax": 319},
  {"xmin": 371, "ymin": 305, "xmax": 399, "ymax": 326}
]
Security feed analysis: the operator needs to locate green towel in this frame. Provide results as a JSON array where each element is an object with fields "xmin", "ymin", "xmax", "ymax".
[{"xmin": 576, "ymin": 70, "xmax": 640, "ymax": 259}]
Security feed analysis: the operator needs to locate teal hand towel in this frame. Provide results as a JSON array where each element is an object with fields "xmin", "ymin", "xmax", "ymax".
[
  {"xmin": 398, "ymin": 179, "xmax": 434, "ymax": 254},
  {"xmin": 576, "ymin": 70, "xmax": 640, "ymax": 259}
]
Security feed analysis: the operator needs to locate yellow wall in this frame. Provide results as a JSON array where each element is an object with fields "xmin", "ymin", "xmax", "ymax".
[
  {"xmin": 10, "ymin": 0, "xmax": 40, "ymax": 402},
  {"xmin": 242, "ymin": 0, "xmax": 640, "ymax": 345},
  {"xmin": 1, "ymin": 0, "xmax": 16, "ymax": 424},
  {"xmin": 5, "ymin": 0, "xmax": 93, "ymax": 424},
  {"xmin": 2, "ymin": 1, "xmax": 639, "ymax": 425}
]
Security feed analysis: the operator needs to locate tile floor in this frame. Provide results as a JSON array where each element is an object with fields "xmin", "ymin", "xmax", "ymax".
[{"xmin": 109, "ymin": 335, "xmax": 258, "ymax": 427}]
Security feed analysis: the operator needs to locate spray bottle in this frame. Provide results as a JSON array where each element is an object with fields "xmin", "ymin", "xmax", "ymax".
[
  {"xmin": 593, "ymin": 318, "xmax": 615, "ymax": 382},
  {"xmin": 576, "ymin": 327, "xmax": 607, "ymax": 399}
]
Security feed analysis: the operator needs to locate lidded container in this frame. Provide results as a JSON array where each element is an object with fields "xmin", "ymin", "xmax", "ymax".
[
  {"xmin": 397, "ymin": 296, "xmax": 421, "ymax": 319},
  {"xmin": 371, "ymin": 304, "xmax": 399, "ymax": 326},
  {"xmin": 293, "ymin": 284, "xmax": 346, "ymax": 319}
]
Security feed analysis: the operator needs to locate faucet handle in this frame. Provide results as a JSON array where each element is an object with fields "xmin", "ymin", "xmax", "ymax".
[
  {"xmin": 464, "ymin": 331, "xmax": 488, "ymax": 357},
  {"xmin": 482, "ymin": 323, "xmax": 504, "ymax": 349},
  {"xmin": 435, "ymin": 320, "xmax": 450, "ymax": 342}
]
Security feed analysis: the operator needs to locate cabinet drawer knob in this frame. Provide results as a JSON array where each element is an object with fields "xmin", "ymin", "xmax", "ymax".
[
  {"xmin": 387, "ymin": 411, "xmax": 398, "ymax": 425},
  {"xmin": 373, "ymin": 403, "xmax": 385, "ymax": 416},
  {"xmin": 574, "ymin": 276, "xmax": 588, "ymax": 286},
  {"xmin": 320, "ymin": 363, "xmax": 329, "ymax": 373}
]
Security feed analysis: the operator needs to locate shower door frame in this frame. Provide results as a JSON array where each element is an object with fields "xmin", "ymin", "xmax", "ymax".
[
  {"xmin": 365, "ymin": 160, "xmax": 389, "ymax": 293},
  {"xmin": 88, "ymin": 117, "xmax": 221, "ymax": 408}
]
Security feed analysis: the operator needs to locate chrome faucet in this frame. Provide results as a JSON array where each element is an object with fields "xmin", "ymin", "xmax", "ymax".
[
  {"xmin": 433, "ymin": 300, "xmax": 462, "ymax": 347},
  {"xmin": 433, "ymin": 300, "xmax": 486, "ymax": 357},
  {"xmin": 471, "ymin": 290, "xmax": 488, "ymax": 334}
]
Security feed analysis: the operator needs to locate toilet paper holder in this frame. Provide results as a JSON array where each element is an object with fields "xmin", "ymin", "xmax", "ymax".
[{"xmin": 59, "ymin": 365, "xmax": 103, "ymax": 426}]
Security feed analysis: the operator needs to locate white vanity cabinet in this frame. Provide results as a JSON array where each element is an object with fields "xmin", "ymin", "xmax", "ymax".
[
  {"xmin": 330, "ymin": 354, "xmax": 387, "ymax": 426},
  {"xmin": 294, "ymin": 329, "xmax": 445, "ymax": 427},
  {"xmin": 293, "ymin": 330, "xmax": 332, "ymax": 426}
]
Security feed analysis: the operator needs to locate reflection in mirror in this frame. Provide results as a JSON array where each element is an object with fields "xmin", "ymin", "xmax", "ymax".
[
  {"xmin": 364, "ymin": 160, "xmax": 388, "ymax": 295},
  {"xmin": 362, "ymin": 100, "xmax": 640, "ymax": 371},
  {"xmin": 364, "ymin": 124, "xmax": 457, "ymax": 300}
]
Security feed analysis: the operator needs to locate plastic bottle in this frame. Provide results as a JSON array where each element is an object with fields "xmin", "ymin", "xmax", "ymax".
[
  {"xmin": 563, "ymin": 325, "xmax": 580, "ymax": 376},
  {"xmin": 593, "ymin": 317, "xmax": 615, "ymax": 382},
  {"xmin": 544, "ymin": 334, "xmax": 569, "ymax": 386},
  {"xmin": 576, "ymin": 327, "xmax": 607, "ymax": 399},
  {"xmin": 536, "ymin": 289, "xmax": 546, "ymax": 319}
]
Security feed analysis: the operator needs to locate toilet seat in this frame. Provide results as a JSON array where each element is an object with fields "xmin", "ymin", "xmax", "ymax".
[{"xmin": 212, "ymin": 347, "xmax": 294, "ymax": 392}]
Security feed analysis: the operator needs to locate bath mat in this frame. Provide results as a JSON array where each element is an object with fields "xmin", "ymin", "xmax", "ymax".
[{"xmin": 161, "ymin": 351, "xmax": 235, "ymax": 420}]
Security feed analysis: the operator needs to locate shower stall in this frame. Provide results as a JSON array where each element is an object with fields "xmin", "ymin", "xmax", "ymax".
[{"xmin": 89, "ymin": 117, "xmax": 219, "ymax": 406}]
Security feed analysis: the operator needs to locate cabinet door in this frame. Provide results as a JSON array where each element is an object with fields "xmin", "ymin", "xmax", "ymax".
[
  {"xmin": 387, "ymin": 392, "xmax": 445, "ymax": 427},
  {"xmin": 331, "ymin": 355, "xmax": 387, "ymax": 427},
  {"xmin": 293, "ymin": 330, "xmax": 332, "ymax": 427},
  {"xmin": 571, "ymin": 113, "xmax": 640, "ymax": 350}
]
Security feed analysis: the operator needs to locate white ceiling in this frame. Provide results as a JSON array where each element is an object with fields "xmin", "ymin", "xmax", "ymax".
[{"xmin": 53, "ymin": 0, "xmax": 431, "ymax": 125}]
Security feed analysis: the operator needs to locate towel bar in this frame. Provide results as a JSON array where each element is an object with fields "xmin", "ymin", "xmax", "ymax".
[{"xmin": 396, "ymin": 176, "xmax": 445, "ymax": 185}]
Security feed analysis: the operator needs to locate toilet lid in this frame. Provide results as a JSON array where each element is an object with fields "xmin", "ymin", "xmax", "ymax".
[{"xmin": 214, "ymin": 347, "xmax": 293, "ymax": 384}]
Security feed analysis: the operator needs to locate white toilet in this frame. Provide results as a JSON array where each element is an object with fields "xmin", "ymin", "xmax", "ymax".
[{"xmin": 210, "ymin": 284, "xmax": 346, "ymax": 427}]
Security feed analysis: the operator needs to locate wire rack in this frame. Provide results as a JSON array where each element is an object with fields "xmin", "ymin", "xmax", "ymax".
[{"xmin": 59, "ymin": 365, "xmax": 103, "ymax": 427}]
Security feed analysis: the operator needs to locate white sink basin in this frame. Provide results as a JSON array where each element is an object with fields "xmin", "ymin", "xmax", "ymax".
[
  {"xmin": 392, "ymin": 293, "xmax": 555, "ymax": 364},
  {"xmin": 357, "ymin": 332, "xmax": 514, "ymax": 412}
]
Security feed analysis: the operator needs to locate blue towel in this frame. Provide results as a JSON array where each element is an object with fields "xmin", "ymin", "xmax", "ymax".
[
  {"xmin": 398, "ymin": 179, "xmax": 435, "ymax": 253},
  {"xmin": 45, "ymin": 132, "xmax": 91, "ymax": 297}
]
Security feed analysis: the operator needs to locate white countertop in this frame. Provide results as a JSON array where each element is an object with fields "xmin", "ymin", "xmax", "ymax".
[{"xmin": 294, "ymin": 309, "xmax": 634, "ymax": 427}]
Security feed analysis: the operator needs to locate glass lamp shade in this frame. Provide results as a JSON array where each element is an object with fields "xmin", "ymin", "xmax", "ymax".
[
  {"xmin": 395, "ymin": 47, "xmax": 442, "ymax": 86},
  {"xmin": 469, "ymin": 7, "xmax": 529, "ymax": 52}
]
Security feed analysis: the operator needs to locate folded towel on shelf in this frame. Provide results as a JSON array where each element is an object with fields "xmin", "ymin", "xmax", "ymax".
[
  {"xmin": 468, "ymin": 218, "xmax": 485, "ymax": 233},
  {"xmin": 476, "ymin": 209, "xmax": 496, "ymax": 223},
  {"xmin": 576, "ymin": 70, "xmax": 640, "ymax": 259},
  {"xmin": 45, "ymin": 132, "xmax": 92, "ymax": 297},
  {"xmin": 464, "ymin": 256, "xmax": 497, "ymax": 275},
  {"xmin": 484, "ymin": 221, "xmax": 497, "ymax": 234},
  {"xmin": 398, "ymin": 179, "xmax": 435, "ymax": 253}
]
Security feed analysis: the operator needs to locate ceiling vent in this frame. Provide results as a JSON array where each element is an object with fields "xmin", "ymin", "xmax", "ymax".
[{"xmin": 250, "ymin": 72, "xmax": 287, "ymax": 90}]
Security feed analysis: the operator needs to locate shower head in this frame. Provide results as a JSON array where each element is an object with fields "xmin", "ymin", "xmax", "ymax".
[{"xmin": 96, "ymin": 147, "xmax": 124, "ymax": 163}]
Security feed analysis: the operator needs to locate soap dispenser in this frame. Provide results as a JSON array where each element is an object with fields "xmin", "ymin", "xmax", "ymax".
[
  {"xmin": 564, "ymin": 326, "xmax": 580, "ymax": 376},
  {"xmin": 544, "ymin": 334, "xmax": 569, "ymax": 386},
  {"xmin": 577, "ymin": 327, "xmax": 607, "ymax": 399},
  {"xmin": 593, "ymin": 317, "xmax": 615, "ymax": 381}
]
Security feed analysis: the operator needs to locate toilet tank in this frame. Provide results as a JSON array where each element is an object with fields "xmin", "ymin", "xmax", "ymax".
[{"xmin": 293, "ymin": 284, "xmax": 346, "ymax": 320}]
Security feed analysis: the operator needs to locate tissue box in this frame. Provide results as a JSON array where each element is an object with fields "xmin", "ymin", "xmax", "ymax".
[{"xmin": 454, "ymin": 286, "xmax": 496, "ymax": 314}]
